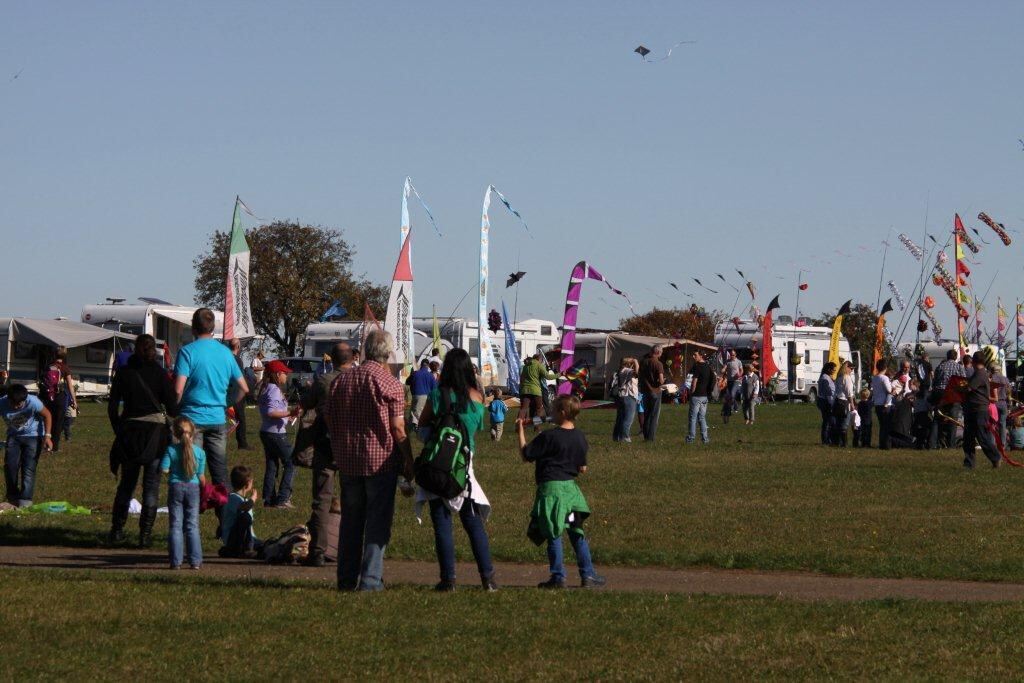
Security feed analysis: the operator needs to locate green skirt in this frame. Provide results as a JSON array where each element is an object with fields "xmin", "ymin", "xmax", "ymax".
[{"xmin": 527, "ymin": 480, "xmax": 591, "ymax": 546}]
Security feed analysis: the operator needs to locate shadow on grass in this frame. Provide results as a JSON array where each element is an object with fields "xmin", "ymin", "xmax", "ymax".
[{"xmin": 0, "ymin": 523, "xmax": 105, "ymax": 548}]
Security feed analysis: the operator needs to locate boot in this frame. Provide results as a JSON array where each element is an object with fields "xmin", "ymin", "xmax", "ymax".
[
  {"xmin": 138, "ymin": 506, "xmax": 157, "ymax": 549},
  {"xmin": 108, "ymin": 511, "xmax": 128, "ymax": 545}
]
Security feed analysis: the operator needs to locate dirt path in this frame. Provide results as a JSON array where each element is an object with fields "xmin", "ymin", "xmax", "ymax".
[{"xmin": 4, "ymin": 545, "xmax": 1024, "ymax": 602}]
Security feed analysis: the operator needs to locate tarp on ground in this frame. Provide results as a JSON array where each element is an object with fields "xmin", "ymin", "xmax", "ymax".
[
  {"xmin": 604, "ymin": 333, "xmax": 717, "ymax": 396},
  {"xmin": 7, "ymin": 318, "xmax": 135, "ymax": 349}
]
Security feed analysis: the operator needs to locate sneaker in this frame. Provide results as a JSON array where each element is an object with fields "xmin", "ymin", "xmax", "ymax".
[
  {"xmin": 107, "ymin": 529, "xmax": 126, "ymax": 545},
  {"xmin": 537, "ymin": 576, "xmax": 566, "ymax": 589},
  {"xmin": 275, "ymin": 500, "xmax": 295, "ymax": 510},
  {"xmin": 169, "ymin": 564, "xmax": 181, "ymax": 570},
  {"xmin": 434, "ymin": 580, "xmax": 457, "ymax": 592},
  {"xmin": 581, "ymin": 574, "xmax": 607, "ymax": 589},
  {"xmin": 481, "ymin": 576, "xmax": 499, "ymax": 592},
  {"xmin": 189, "ymin": 564, "xmax": 201, "ymax": 571}
]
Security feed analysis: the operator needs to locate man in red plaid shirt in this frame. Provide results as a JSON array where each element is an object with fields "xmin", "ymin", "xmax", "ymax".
[{"xmin": 325, "ymin": 329, "xmax": 413, "ymax": 591}]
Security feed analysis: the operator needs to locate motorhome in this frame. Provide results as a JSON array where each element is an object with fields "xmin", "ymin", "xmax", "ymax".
[
  {"xmin": 302, "ymin": 322, "xmax": 452, "ymax": 366},
  {"xmin": 714, "ymin": 316, "xmax": 861, "ymax": 401},
  {"xmin": 302, "ymin": 316, "xmax": 560, "ymax": 387},
  {"xmin": 81, "ymin": 299, "xmax": 224, "ymax": 360},
  {"xmin": 918, "ymin": 340, "xmax": 1006, "ymax": 377}
]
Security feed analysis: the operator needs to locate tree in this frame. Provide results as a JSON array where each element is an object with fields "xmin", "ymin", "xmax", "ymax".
[
  {"xmin": 619, "ymin": 306, "xmax": 724, "ymax": 343},
  {"xmin": 811, "ymin": 302, "xmax": 894, "ymax": 370},
  {"xmin": 194, "ymin": 221, "xmax": 388, "ymax": 355}
]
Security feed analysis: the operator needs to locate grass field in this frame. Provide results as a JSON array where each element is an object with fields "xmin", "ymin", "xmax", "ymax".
[
  {"xmin": 2, "ymin": 401, "xmax": 1022, "ymax": 582},
  {"xmin": 3, "ymin": 567, "xmax": 1024, "ymax": 680}
]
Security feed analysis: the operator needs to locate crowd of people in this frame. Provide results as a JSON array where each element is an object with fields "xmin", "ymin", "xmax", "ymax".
[
  {"xmin": 815, "ymin": 344, "xmax": 1020, "ymax": 469},
  {"xmin": 0, "ymin": 309, "xmax": 605, "ymax": 590}
]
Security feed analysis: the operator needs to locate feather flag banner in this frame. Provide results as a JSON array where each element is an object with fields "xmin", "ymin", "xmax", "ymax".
[
  {"xmin": 224, "ymin": 196, "xmax": 256, "ymax": 340},
  {"xmin": 478, "ymin": 185, "xmax": 530, "ymax": 382},
  {"xmin": 978, "ymin": 212, "xmax": 1011, "ymax": 246},
  {"xmin": 997, "ymin": 298, "xmax": 1007, "ymax": 345},
  {"xmin": 954, "ymin": 214, "xmax": 980, "ymax": 254},
  {"xmin": 874, "ymin": 299, "xmax": 894, "ymax": 368},
  {"xmin": 502, "ymin": 300, "xmax": 522, "ymax": 396},
  {"xmin": 1017, "ymin": 302, "xmax": 1024, "ymax": 337},
  {"xmin": 556, "ymin": 261, "xmax": 635, "ymax": 395},
  {"xmin": 828, "ymin": 300, "xmax": 852, "ymax": 373},
  {"xmin": 431, "ymin": 305, "xmax": 444, "ymax": 360},
  {"xmin": 760, "ymin": 296, "xmax": 781, "ymax": 383},
  {"xmin": 401, "ymin": 177, "xmax": 442, "ymax": 245},
  {"xmin": 887, "ymin": 281, "xmax": 906, "ymax": 311},
  {"xmin": 898, "ymin": 233, "xmax": 924, "ymax": 261},
  {"xmin": 383, "ymin": 234, "xmax": 414, "ymax": 375}
]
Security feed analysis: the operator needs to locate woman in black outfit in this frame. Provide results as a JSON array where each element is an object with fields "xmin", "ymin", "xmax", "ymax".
[{"xmin": 108, "ymin": 334, "xmax": 177, "ymax": 546}]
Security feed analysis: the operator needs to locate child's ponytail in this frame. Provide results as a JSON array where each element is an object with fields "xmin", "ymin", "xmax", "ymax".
[{"xmin": 172, "ymin": 416, "xmax": 197, "ymax": 480}]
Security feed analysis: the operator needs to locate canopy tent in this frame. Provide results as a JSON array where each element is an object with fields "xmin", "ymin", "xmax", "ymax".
[
  {"xmin": 604, "ymin": 333, "xmax": 717, "ymax": 395},
  {"xmin": 6, "ymin": 318, "xmax": 135, "ymax": 348}
]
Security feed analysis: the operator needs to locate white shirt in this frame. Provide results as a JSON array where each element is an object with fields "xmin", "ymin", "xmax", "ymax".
[{"xmin": 871, "ymin": 374, "xmax": 893, "ymax": 407}]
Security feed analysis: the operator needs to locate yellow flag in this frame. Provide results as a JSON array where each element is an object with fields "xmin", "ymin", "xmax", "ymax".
[{"xmin": 956, "ymin": 244, "xmax": 965, "ymax": 260}]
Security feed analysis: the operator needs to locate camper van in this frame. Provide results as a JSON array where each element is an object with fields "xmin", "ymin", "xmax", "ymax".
[
  {"xmin": 81, "ymin": 299, "xmax": 224, "ymax": 360},
  {"xmin": 303, "ymin": 316, "xmax": 560, "ymax": 387},
  {"xmin": 714, "ymin": 317, "xmax": 861, "ymax": 401},
  {"xmin": 302, "ymin": 322, "xmax": 452, "ymax": 367}
]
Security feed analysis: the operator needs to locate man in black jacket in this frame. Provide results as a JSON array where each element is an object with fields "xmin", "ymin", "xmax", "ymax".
[{"xmin": 961, "ymin": 351, "xmax": 1001, "ymax": 469}]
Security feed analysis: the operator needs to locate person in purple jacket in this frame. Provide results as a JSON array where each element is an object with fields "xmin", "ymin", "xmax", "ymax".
[{"xmin": 258, "ymin": 360, "xmax": 298, "ymax": 508}]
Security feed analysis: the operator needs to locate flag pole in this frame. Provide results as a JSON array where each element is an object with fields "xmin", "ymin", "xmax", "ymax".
[
  {"xmin": 789, "ymin": 269, "xmax": 804, "ymax": 404},
  {"xmin": 915, "ymin": 193, "xmax": 930, "ymax": 346}
]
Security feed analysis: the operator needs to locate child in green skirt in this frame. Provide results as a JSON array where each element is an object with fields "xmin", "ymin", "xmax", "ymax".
[{"xmin": 518, "ymin": 394, "xmax": 606, "ymax": 589}]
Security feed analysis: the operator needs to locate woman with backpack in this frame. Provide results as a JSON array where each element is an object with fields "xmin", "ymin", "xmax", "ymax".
[
  {"xmin": 40, "ymin": 346, "xmax": 77, "ymax": 453},
  {"xmin": 107, "ymin": 334, "xmax": 177, "ymax": 546},
  {"xmin": 610, "ymin": 357, "xmax": 639, "ymax": 442},
  {"xmin": 414, "ymin": 348, "xmax": 497, "ymax": 592}
]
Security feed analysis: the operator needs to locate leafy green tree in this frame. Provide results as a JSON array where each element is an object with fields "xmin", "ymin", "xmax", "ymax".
[
  {"xmin": 193, "ymin": 221, "xmax": 387, "ymax": 355},
  {"xmin": 619, "ymin": 306, "xmax": 724, "ymax": 344}
]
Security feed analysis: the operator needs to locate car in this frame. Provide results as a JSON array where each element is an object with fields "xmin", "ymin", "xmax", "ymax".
[{"xmin": 274, "ymin": 356, "xmax": 327, "ymax": 401}]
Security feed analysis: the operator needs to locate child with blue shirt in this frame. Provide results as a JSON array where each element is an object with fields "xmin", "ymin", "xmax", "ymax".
[
  {"xmin": 489, "ymin": 388, "xmax": 507, "ymax": 441},
  {"xmin": 219, "ymin": 465, "xmax": 261, "ymax": 558},
  {"xmin": 160, "ymin": 416, "xmax": 207, "ymax": 570}
]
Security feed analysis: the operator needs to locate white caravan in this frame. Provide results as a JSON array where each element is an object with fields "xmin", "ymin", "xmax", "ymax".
[
  {"xmin": 302, "ymin": 322, "xmax": 452, "ymax": 365},
  {"xmin": 714, "ymin": 317, "xmax": 861, "ymax": 401},
  {"xmin": 81, "ymin": 299, "xmax": 224, "ymax": 360}
]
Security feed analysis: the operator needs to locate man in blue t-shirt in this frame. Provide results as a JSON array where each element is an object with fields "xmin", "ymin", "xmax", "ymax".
[
  {"xmin": 174, "ymin": 309, "xmax": 249, "ymax": 486},
  {"xmin": 405, "ymin": 359, "xmax": 437, "ymax": 429},
  {"xmin": 1, "ymin": 384, "xmax": 53, "ymax": 507}
]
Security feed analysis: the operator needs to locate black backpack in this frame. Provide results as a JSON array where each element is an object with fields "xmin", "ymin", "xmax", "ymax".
[{"xmin": 414, "ymin": 391, "xmax": 471, "ymax": 499}]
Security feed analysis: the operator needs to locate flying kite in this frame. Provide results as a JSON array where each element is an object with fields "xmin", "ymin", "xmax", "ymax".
[
  {"xmin": 634, "ymin": 40, "xmax": 696, "ymax": 62},
  {"xmin": 10, "ymin": 68, "xmax": 24, "ymax": 82},
  {"xmin": 692, "ymin": 278, "xmax": 718, "ymax": 294},
  {"xmin": 506, "ymin": 271, "xmax": 526, "ymax": 288},
  {"xmin": 978, "ymin": 212, "xmax": 1012, "ymax": 246},
  {"xmin": 898, "ymin": 233, "xmax": 923, "ymax": 261},
  {"xmin": 669, "ymin": 282, "xmax": 679, "ymax": 290},
  {"xmin": 970, "ymin": 227, "xmax": 991, "ymax": 245},
  {"xmin": 1019, "ymin": 139, "xmax": 1024, "ymax": 151},
  {"xmin": 715, "ymin": 273, "xmax": 739, "ymax": 291}
]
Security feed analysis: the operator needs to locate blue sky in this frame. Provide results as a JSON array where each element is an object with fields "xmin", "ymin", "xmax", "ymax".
[{"xmin": 2, "ymin": 1, "xmax": 1022, "ymax": 341}]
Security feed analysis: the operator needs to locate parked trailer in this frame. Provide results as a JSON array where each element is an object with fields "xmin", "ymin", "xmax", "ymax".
[
  {"xmin": 714, "ymin": 319, "xmax": 861, "ymax": 401},
  {"xmin": 302, "ymin": 322, "xmax": 453, "ymax": 366},
  {"xmin": 82, "ymin": 300, "xmax": 224, "ymax": 361}
]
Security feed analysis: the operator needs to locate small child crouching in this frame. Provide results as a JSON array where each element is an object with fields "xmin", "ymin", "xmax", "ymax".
[
  {"xmin": 219, "ymin": 465, "xmax": 263, "ymax": 559},
  {"xmin": 518, "ymin": 394, "xmax": 606, "ymax": 589},
  {"xmin": 855, "ymin": 389, "xmax": 872, "ymax": 448},
  {"xmin": 489, "ymin": 388, "xmax": 507, "ymax": 441}
]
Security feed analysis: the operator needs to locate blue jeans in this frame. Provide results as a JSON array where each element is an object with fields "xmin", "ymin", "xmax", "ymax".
[
  {"xmin": 722, "ymin": 379, "xmax": 741, "ymax": 417},
  {"xmin": 167, "ymin": 482, "xmax": 202, "ymax": 568},
  {"xmin": 687, "ymin": 396, "xmax": 709, "ymax": 443},
  {"xmin": 817, "ymin": 398, "xmax": 835, "ymax": 445},
  {"xmin": 4, "ymin": 435, "xmax": 40, "ymax": 506},
  {"xmin": 193, "ymin": 424, "xmax": 228, "ymax": 486},
  {"xmin": 547, "ymin": 529, "xmax": 596, "ymax": 581},
  {"xmin": 260, "ymin": 431, "xmax": 295, "ymax": 505},
  {"xmin": 428, "ymin": 499, "xmax": 494, "ymax": 582},
  {"xmin": 641, "ymin": 392, "xmax": 661, "ymax": 441},
  {"xmin": 613, "ymin": 396, "xmax": 637, "ymax": 441},
  {"xmin": 338, "ymin": 470, "xmax": 398, "ymax": 591}
]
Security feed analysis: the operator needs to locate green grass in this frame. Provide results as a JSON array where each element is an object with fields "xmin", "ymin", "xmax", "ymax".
[
  {"xmin": 3, "ymin": 567, "xmax": 1024, "ymax": 680},
  {"xmin": 3, "ymin": 401, "xmax": 1022, "ymax": 582}
]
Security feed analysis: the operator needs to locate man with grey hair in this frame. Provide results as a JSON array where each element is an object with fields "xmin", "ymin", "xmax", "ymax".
[
  {"xmin": 325, "ymin": 330, "xmax": 414, "ymax": 591},
  {"xmin": 638, "ymin": 344, "xmax": 665, "ymax": 441}
]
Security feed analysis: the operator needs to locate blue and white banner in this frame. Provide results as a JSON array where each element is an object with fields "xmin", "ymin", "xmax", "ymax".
[{"xmin": 502, "ymin": 300, "xmax": 522, "ymax": 395}]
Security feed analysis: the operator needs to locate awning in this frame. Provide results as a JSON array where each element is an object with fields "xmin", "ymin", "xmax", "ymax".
[
  {"xmin": 10, "ymin": 318, "xmax": 135, "ymax": 348},
  {"xmin": 151, "ymin": 307, "xmax": 224, "ymax": 334}
]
